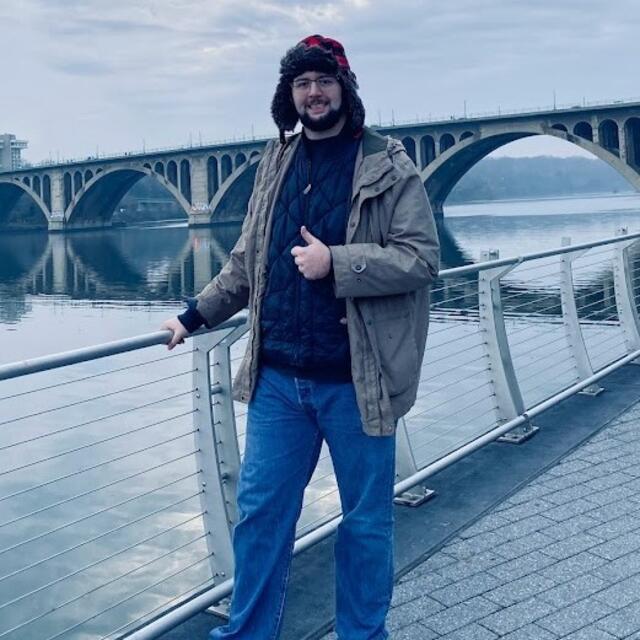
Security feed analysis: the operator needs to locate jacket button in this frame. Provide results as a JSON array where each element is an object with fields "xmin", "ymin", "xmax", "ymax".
[
  {"xmin": 353, "ymin": 264, "xmax": 364, "ymax": 273},
  {"xmin": 374, "ymin": 186, "xmax": 380, "ymax": 193},
  {"xmin": 349, "ymin": 221, "xmax": 356, "ymax": 228}
]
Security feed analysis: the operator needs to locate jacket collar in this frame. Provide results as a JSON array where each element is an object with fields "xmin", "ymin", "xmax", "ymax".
[{"xmin": 352, "ymin": 127, "xmax": 400, "ymax": 194}]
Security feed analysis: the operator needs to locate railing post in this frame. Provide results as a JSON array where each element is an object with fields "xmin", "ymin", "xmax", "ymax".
[
  {"xmin": 394, "ymin": 417, "xmax": 435, "ymax": 507},
  {"xmin": 478, "ymin": 250, "xmax": 538, "ymax": 443},
  {"xmin": 613, "ymin": 228, "xmax": 640, "ymax": 355},
  {"xmin": 192, "ymin": 322, "xmax": 247, "ymax": 592},
  {"xmin": 559, "ymin": 237, "xmax": 604, "ymax": 395}
]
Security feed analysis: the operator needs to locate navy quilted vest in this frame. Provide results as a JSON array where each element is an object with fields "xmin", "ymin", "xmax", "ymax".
[{"xmin": 260, "ymin": 128, "xmax": 359, "ymax": 378}]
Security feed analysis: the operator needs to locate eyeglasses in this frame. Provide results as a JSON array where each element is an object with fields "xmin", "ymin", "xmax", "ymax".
[{"xmin": 291, "ymin": 76, "xmax": 339, "ymax": 91}]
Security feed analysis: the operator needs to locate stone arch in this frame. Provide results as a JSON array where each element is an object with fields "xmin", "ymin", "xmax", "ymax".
[
  {"xmin": 420, "ymin": 135, "xmax": 436, "ymax": 169},
  {"xmin": 221, "ymin": 154, "xmax": 233, "ymax": 183},
  {"xmin": 574, "ymin": 121, "xmax": 593, "ymax": 141},
  {"xmin": 64, "ymin": 172, "xmax": 72, "ymax": 209},
  {"xmin": 250, "ymin": 150, "xmax": 261, "ymax": 160},
  {"xmin": 625, "ymin": 117, "xmax": 640, "ymax": 170},
  {"xmin": 207, "ymin": 156, "xmax": 219, "ymax": 201},
  {"xmin": 179, "ymin": 159, "xmax": 192, "ymax": 203},
  {"xmin": 0, "ymin": 179, "xmax": 50, "ymax": 228},
  {"xmin": 43, "ymin": 175, "xmax": 51, "ymax": 211},
  {"xmin": 154, "ymin": 161, "xmax": 165, "ymax": 176},
  {"xmin": 84, "ymin": 169, "xmax": 93, "ymax": 182},
  {"xmin": 401, "ymin": 137, "xmax": 417, "ymax": 165},
  {"xmin": 33, "ymin": 175, "xmax": 41, "ymax": 197},
  {"xmin": 439, "ymin": 133, "xmax": 455, "ymax": 154},
  {"xmin": 599, "ymin": 119, "xmax": 620, "ymax": 156},
  {"xmin": 552, "ymin": 123, "xmax": 568, "ymax": 132},
  {"xmin": 460, "ymin": 131, "xmax": 474, "ymax": 141},
  {"xmin": 66, "ymin": 165, "xmax": 191, "ymax": 228},
  {"xmin": 22, "ymin": 177, "xmax": 31, "ymax": 187},
  {"xmin": 209, "ymin": 155, "xmax": 261, "ymax": 222},
  {"xmin": 235, "ymin": 153, "xmax": 247, "ymax": 169},
  {"xmin": 167, "ymin": 160, "xmax": 178, "ymax": 187},
  {"xmin": 420, "ymin": 126, "xmax": 640, "ymax": 218},
  {"xmin": 143, "ymin": 162, "xmax": 151, "ymax": 170}
]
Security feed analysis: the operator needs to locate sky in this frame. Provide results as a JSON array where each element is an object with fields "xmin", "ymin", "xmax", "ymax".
[{"xmin": 2, "ymin": 0, "xmax": 640, "ymax": 164}]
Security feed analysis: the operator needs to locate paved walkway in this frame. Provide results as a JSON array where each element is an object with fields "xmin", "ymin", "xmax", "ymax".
[{"xmin": 326, "ymin": 399, "xmax": 640, "ymax": 640}]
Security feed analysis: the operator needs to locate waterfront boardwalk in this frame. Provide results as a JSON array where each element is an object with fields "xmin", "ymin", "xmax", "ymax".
[
  {"xmin": 326, "ymin": 399, "xmax": 640, "ymax": 640},
  {"xmin": 165, "ymin": 365, "xmax": 640, "ymax": 640}
]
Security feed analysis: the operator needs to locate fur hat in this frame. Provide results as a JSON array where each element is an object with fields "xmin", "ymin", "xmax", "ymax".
[{"xmin": 271, "ymin": 35, "xmax": 365, "ymax": 143}]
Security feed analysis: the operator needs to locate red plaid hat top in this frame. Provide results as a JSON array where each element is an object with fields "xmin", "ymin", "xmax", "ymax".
[{"xmin": 299, "ymin": 35, "xmax": 351, "ymax": 71}]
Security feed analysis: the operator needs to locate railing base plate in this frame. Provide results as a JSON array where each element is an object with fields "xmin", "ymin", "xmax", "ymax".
[
  {"xmin": 497, "ymin": 424, "xmax": 540, "ymax": 444},
  {"xmin": 206, "ymin": 597, "xmax": 231, "ymax": 620},
  {"xmin": 579, "ymin": 384, "xmax": 605, "ymax": 397},
  {"xmin": 394, "ymin": 487, "xmax": 436, "ymax": 507}
]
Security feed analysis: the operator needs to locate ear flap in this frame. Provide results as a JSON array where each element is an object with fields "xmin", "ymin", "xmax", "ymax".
[
  {"xmin": 271, "ymin": 76, "xmax": 300, "ymax": 142},
  {"xmin": 341, "ymin": 73, "xmax": 366, "ymax": 134}
]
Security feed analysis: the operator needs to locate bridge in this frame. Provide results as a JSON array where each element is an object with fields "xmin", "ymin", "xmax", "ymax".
[{"xmin": 2, "ymin": 99, "xmax": 640, "ymax": 231}]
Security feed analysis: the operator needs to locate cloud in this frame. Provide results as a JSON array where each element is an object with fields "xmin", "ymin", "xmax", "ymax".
[{"xmin": 4, "ymin": 0, "xmax": 640, "ymax": 161}]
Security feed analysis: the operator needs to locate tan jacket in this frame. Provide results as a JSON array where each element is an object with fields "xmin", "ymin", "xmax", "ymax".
[{"xmin": 195, "ymin": 127, "xmax": 440, "ymax": 435}]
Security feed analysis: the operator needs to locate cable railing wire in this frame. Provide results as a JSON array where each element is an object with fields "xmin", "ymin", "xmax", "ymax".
[
  {"xmin": 0, "ymin": 404, "xmax": 195, "ymax": 453},
  {"xmin": 0, "ymin": 368, "xmax": 195, "ymax": 429},
  {"xmin": 0, "ymin": 491, "xmax": 203, "ymax": 585},
  {"xmin": 0, "ymin": 533, "xmax": 208, "ymax": 639},
  {"xmin": 99, "ymin": 578, "xmax": 216, "ymax": 640},
  {"xmin": 0, "ymin": 411, "xmax": 197, "ymax": 477},
  {"xmin": 410, "ymin": 404, "xmax": 500, "ymax": 455},
  {"xmin": 415, "ymin": 366, "xmax": 490, "ymax": 399},
  {"xmin": 0, "ymin": 468, "xmax": 199, "ymax": 561},
  {"xmin": 418, "ymin": 352, "xmax": 489, "ymax": 383},
  {"xmin": 0, "ymin": 349, "xmax": 194, "ymax": 403},
  {"xmin": 42, "ymin": 552, "xmax": 215, "ymax": 640},
  {"xmin": 0, "ymin": 514, "xmax": 205, "ymax": 623},
  {"xmin": 0, "ymin": 449, "xmax": 199, "ymax": 530},
  {"xmin": 0, "ymin": 435, "xmax": 198, "ymax": 505}
]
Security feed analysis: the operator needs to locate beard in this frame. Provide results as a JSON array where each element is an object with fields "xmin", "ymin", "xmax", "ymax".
[{"xmin": 299, "ymin": 101, "xmax": 345, "ymax": 132}]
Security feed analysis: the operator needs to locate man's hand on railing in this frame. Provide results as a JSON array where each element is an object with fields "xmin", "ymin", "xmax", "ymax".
[{"xmin": 161, "ymin": 318, "xmax": 189, "ymax": 350}]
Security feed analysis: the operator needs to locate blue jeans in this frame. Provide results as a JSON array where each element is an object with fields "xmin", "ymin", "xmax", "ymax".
[{"xmin": 209, "ymin": 365, "xmax": 395, "ymax": 640}]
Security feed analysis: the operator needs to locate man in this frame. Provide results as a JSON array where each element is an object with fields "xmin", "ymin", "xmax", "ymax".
[{"xmin": 162, "ymin": 35, "xmax": 439, "ymax": 640}]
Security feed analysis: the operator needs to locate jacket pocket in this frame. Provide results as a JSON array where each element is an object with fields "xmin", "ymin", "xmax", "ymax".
[{"xmin": 375, "ymin": 315, "xmax": 418, "ymax": 397}]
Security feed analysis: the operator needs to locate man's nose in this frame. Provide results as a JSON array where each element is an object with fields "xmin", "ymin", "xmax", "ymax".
[{"xmin": 307, "ymin": 80, "xmax": 323, "ymax": 95}]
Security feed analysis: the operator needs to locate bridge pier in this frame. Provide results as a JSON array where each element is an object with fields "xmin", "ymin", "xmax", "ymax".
[
  {"xmin": 431, "ymin": 200, "xmax": 444, "ymax": 221},
  {"xmin": 189, "ymin": 206, "xmax": 213, "ymax": 227},
  {"xmin": 48, "ymin": 213, "xmax": 66, "ymax": 233}
]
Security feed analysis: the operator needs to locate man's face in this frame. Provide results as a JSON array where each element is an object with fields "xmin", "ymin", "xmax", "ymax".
[{"xmin": 291, "ymin": 71, "xmax": 344, "ymax": 132}]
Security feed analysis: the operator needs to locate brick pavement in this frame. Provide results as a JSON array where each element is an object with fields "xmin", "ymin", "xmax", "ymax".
[{"xmin": 324, "ymin": 400, "xmax": 640, "ymax": 639}]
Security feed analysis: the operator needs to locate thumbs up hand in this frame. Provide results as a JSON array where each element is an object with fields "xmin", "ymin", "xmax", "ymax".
[{"xmin": 291, "ymin": 226, "xmax": 332, "ymax": 280}]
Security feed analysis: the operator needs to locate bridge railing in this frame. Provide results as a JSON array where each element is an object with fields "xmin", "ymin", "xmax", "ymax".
[{"xmin": 1, "ymin": 230, "xmax": 640, "ymax": 640}]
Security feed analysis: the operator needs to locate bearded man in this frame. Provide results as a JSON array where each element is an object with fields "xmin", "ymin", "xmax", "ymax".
[{"xmin": 162, "ymin": 35, "xmax": 440, "ymax": 640}]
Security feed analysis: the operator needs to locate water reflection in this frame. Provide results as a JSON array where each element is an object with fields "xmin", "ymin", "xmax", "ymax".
[
  {"xmin": 0, "ymin": 216, "xmax": 632, "ymax": 328},
  {"xmin": 0, "ymin": 225, "xmax": 243, "ymax": 323}
]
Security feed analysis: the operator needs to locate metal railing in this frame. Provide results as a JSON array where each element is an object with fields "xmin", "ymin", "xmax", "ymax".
[{"xmin": 2, "ymin": 229, "xmax": 640, "ymax": 639}]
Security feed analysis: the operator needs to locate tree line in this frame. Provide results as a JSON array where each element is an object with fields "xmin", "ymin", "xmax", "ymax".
[{"xmin": 448, "ymin": 156, "xmax": 633, "ymax": 203}]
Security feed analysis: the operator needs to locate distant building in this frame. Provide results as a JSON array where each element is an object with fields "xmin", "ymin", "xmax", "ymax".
[{"xmin": 0, "ymin": 134, "xmax": 28, "ymax": 172}]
